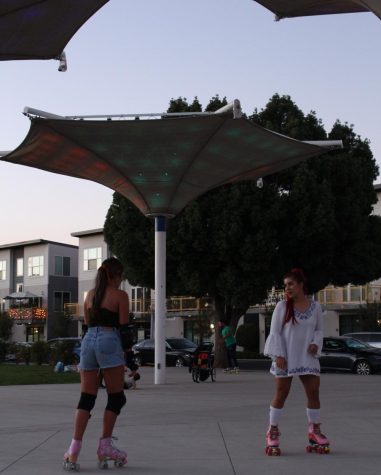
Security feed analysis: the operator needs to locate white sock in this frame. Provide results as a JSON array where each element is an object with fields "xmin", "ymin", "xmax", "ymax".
[
  {"xmin": 269, "ymin": 406, "xmax": 283, "ymax": 426},
  {"xmin": 306, "ymin": 408, "xmax": 321, "ymax": 424}
]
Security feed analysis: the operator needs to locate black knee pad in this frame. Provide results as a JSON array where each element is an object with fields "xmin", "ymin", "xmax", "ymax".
[
  {"xmin": 77, "ymin": 392, "xmax": 96, "ymax": 412},
  {"xmin": 106, "ymin": 391, "xmax": 126, "ymax": 415}
]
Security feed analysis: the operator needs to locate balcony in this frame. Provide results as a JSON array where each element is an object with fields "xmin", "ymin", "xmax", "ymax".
[
  {"xmin": 65, "ymin": 296, "xmax": 212, "ymax": 320},
  {"xmin": 8, "ymin": 306, "xmax": 47, "ymax": 324}
]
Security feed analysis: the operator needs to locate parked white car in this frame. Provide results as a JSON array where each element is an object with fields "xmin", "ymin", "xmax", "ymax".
[{"xmin": 343, "ymin": 333, "xmax": 381, "ymax": 349}]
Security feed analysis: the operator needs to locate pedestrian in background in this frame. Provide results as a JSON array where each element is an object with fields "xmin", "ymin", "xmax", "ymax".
[{"xmin": 218, "ymin": 321, "xmax": 239, "ymax": 373}]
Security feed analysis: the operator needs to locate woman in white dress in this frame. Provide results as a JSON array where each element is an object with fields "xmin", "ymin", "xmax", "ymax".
[{"xmin": 263, "ymin": 268, "xmax": 330, "ymax": 455}]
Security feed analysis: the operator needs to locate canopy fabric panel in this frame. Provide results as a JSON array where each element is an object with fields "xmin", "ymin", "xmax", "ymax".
[
  {"xmin": 2, "ymin": 115, "xmax": 325, "ymax": 217},
  {"xmin": 254, "ymin": 0, "xmax": 381, "ymax": 20},
  {"xmin": 0, "ymin": 0, "xmax": 109, "ymax": 60}
]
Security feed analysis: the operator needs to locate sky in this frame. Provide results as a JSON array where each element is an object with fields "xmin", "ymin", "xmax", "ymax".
[{"xmin": 1, "ymin": 0, "xmax": 381, "ymax": 246}]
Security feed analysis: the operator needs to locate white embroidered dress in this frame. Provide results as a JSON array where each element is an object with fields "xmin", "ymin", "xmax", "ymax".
[{"xmin": 264, "ymin": 299, "xmax": 323, "ymax": 377}]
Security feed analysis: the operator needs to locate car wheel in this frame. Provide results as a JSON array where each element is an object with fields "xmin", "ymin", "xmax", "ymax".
[
  {"xmin": 134, "ymin": 355, "xmax": 142, "ymax": 366},
  {"xmin": 354, "ymin": 360, "xmax": 371, "ymax": 375},
  {"xmin": 175, "ymin": 357, "xmax": 185, "ymax": 367}
]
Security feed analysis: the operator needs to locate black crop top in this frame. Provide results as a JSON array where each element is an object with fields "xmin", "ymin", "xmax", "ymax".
[{"xmin": 88, "ymin": 307, "xmax": 119, "ymax": 328}]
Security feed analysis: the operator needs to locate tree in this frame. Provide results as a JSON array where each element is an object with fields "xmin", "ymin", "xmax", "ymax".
[
  {"xmin": 0, "ymin": 312, "xmax": 13, "ymax": 341},
  {"xmin": 104, "ymin": 94, "xmax": 381, "ymax": 365}
]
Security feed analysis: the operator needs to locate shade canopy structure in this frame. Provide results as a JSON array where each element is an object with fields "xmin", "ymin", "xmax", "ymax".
[
  {"xmin": 0, "ymin": 0, "xmax": 109, "ymax": 61},
  {"xmin": 1, "ymin": 105, "xmax": 340, "ymax": 384},
  {"xmin": 1, "ymin": 110, "xmax": 328, "ymax": 217},
  {"xmin": 254, "ymin": 0, "xmax": 381, "ymax": 20}
]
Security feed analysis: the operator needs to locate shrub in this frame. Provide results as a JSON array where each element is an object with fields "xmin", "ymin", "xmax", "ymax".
[
  {"xmin": 0, "ymin": 339, "xmax": 7, "ymax": 362},
  {"xmin": 235, "ymin": 323, "xmax": 259, "ymax": 353},
  {"xmin": 31, "ymin": 341, "xmax": 50, "ymax": 365},
  {"xmin": 16, "ymin": 344, "xmax": 32, "ymax": 364},
  {"xmin": 49, "ymin": 340, "xmax": 78, "ymax": 365}
]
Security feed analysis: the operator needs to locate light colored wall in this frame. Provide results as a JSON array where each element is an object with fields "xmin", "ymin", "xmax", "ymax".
[
  {"xmin": 0, "ymin": 249, "xmax": 11, "ymax": 297},
  {"xmin": 324, "ymin": 310, "xmax": 340, "ymax": 336},
  {"xmin": 24, "ymin": 244, "xmax": 49, "ymax": 288}
]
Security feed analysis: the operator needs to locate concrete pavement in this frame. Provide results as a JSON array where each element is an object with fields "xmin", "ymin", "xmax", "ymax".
[{"xmin": 1, "ymin": 367, "xmax": 380, "ymax": 474}]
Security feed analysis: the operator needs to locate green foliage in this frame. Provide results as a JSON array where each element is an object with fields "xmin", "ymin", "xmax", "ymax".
[
  {"xmin": 0, "ymin": 339, "xmax": 7, "ymax": 362},
  {"xmin": 49, "ymin": 340, "xmax": 79, "ymax": 365},
  {"xmin": 358, "ymin": 303, "xmax": 381, "ymax": 331},
  {"xmin": 31, "ymin": 341, "xmax": 50, "ymax": 365},
  {"xmin": 235, "ymin": 323, "xmax": 260, "ymax": 353},
  {"xmin": 0, "ymin": 312, "xmax": 13, "ymax": 341},
  {"xmin": 16, "ymin": 344, "xmax": 32, "ymax": 364}
]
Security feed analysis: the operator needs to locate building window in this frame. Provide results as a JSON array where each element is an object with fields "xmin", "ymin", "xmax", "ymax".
[
  {"xmin": 26, "ymin": 326, "xmax": 44, "ymax": 343},
  {"xmin": 84, "ymin": 247, "xmax": 102, "ymax": 271},
  {"xmin": 28, "ymin": 256, "xmax": 44, "ymax": 277},
  {"xmin": 54, "ymin": 256, "xmax": 70, "ymax": 276},
  {"xmin": 16, "ymin": 283, "xmax": 23, "ymax": 293},
  {"xmin": 54, "ymin": 291, "xmax": 71, "ymax": 312},
  {"xmin": 0, "ymin": 260, "xmax": 6, "ymax": 280},
  {"xmin": 16, "ymin": 258, "xmax": 24, "ymax": 277}
]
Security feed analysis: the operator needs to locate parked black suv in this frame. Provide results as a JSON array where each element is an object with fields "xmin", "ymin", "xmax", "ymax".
[{"xmin": 132, "ymin": 337, "xmax": 197, "ymax": 367}]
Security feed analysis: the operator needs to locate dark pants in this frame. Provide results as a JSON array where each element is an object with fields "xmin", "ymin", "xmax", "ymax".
[{"xmin": 226, "ymin": 343, "xmax": 238, "ymax": 368}]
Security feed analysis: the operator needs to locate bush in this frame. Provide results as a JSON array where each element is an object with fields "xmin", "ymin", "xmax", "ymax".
[
  {"xmin": 49, "ymin": 340, "xmax": 78, "ymax": 365},
  {"xmin": 235, "ymin": 323, "xmax": 260, "ymax": 353},
  {"xmin": 16, "ymin": 344, "xmax": 32, "ymax": 364},
  {"xmin": 0, "ymin": 339, "xmax": 7, "ymax": 362},
  {"xmin": 31, "ymin": 341, "xmax": 50, "ymax": 365}
]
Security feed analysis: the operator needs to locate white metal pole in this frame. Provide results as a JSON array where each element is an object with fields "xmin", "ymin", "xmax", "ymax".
[{"xmin": 154, "ymin": 216, "xmax": 166, "ymax": 384}]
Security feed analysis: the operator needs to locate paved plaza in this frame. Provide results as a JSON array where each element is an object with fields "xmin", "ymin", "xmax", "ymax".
[{"xmin": 0, "ymin": 367, "xmax": 380, "ymax": 475}]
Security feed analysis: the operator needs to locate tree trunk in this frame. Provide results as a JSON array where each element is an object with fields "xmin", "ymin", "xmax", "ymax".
[{"xmin": 211, "ymin": 296, "xmax": 249, "ymax": 368}]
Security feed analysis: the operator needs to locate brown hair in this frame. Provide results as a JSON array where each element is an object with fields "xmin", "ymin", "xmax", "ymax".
[
  {"xmin": 92, "ymin": 257, "xmax": 124, "ymax": 315},
  {"xmin": 283, "ymin": 268, "xmax": 307, "ymax": 326}
]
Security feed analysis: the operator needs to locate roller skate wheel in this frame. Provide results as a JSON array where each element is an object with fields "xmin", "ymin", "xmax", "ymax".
[
  {"xmin": 114, "ymin": 459, "xmax": 126, "ymax": 467},
  {"xmin": 306, "ymin": 445, "xmax": 312, "ymax": 453},
  {"xmin": 63, "ymin": 460, "xmax": 80, "ymax": 471},
  {"xmin": 265, "ymin": 446, "xmax": 280, "ymax": 456},
  {"xmin": 98, "ymin": 460, "xmax": 108, "ymax": 469}
]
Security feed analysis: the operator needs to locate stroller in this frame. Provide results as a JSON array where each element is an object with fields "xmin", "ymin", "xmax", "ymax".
[{"xmin": 190, "ymin": 342, "xmax": 216, "ymax": 383}]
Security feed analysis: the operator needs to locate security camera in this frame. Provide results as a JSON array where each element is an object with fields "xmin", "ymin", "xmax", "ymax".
[{"xmin": 57, "ymin": 51, "xmax": 67, "ymax": 72}]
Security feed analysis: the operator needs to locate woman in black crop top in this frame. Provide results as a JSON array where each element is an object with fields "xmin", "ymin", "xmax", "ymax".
[{"xmin": 63, "ymin": 257, "xmax": 130, "ymax": 470}]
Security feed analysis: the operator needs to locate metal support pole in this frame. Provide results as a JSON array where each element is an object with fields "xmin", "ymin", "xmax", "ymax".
[{"xmin": 154, "ymin": 216, "xmax": 166, "ymax": 384}]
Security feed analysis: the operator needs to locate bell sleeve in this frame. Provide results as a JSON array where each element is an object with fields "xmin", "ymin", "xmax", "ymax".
[
  {"xmin": 264, "ymin": 301, "xmax": 286, "ymax": 359},
  {"xmin": 311, "ymin": 301, "xmax": 324, "ymax": 357}
]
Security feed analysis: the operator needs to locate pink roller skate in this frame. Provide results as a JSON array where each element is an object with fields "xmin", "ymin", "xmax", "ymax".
[
  {"xmin": 63, "ymin": 438, "xmax": 82, "ymax": 471},
  {"xmin": 265, "ymin": 425, "xmax": 281, "ymax": 455},
  {"xmin": 97, "ymin": 436, "xmax": 127, "ymax": 469},
  {"xmin": 306, "ymin": 423, "xmax": 330, "ymax": 454}
]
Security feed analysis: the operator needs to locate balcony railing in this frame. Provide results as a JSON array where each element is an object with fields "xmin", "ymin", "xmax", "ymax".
[
  {"xmin": 65, "ymin": 296, "xmax": 212, "ymax": 319},
  {"xmin": 8, "ymin": 307, "xmax": 47, "ymax": 323},
  {"xmin": 65, "ymin": 284, "xmax": 381, "ymax": 320}
]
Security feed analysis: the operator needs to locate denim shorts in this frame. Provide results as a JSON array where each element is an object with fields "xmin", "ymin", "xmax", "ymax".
[{"xmin": 79, "ymin": 327, "xmax": 125, "ymax": 370}]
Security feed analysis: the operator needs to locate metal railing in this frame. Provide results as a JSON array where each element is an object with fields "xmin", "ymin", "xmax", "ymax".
[{"xmin": 64, "ymin": 284, "xmax": 381, "ymax": 319}]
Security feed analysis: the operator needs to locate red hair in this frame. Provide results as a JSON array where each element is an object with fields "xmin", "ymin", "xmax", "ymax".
[{"xmin": 283, "ymin": 268, "xmax": 307, "ymax": 326}]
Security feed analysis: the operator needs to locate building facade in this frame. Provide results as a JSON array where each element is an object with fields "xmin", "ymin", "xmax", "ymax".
[{"xmin": 0, "ymin": 239, "xmax": 78, "ymax": 342}]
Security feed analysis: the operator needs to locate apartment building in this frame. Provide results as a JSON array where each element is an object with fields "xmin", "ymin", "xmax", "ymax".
[{"xmin": 0, "ymin": 239, "xmax": 78, "ymax": 342}]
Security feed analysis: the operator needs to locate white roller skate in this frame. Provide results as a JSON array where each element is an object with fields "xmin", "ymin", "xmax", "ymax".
[
  {"xmin": 63, "ymin": 438, "xmax": 81, "ymax": 471},
  {"xmin": 97, "ymin": 436, "xmax": 127, "ymax": 469},
  {"xmin": 306, "ymin": 423, "xmax": 330, "ymax": 454},
  {"xmin": 265, "ymin": 425, "xmax": 281, "ymax": 456}
]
